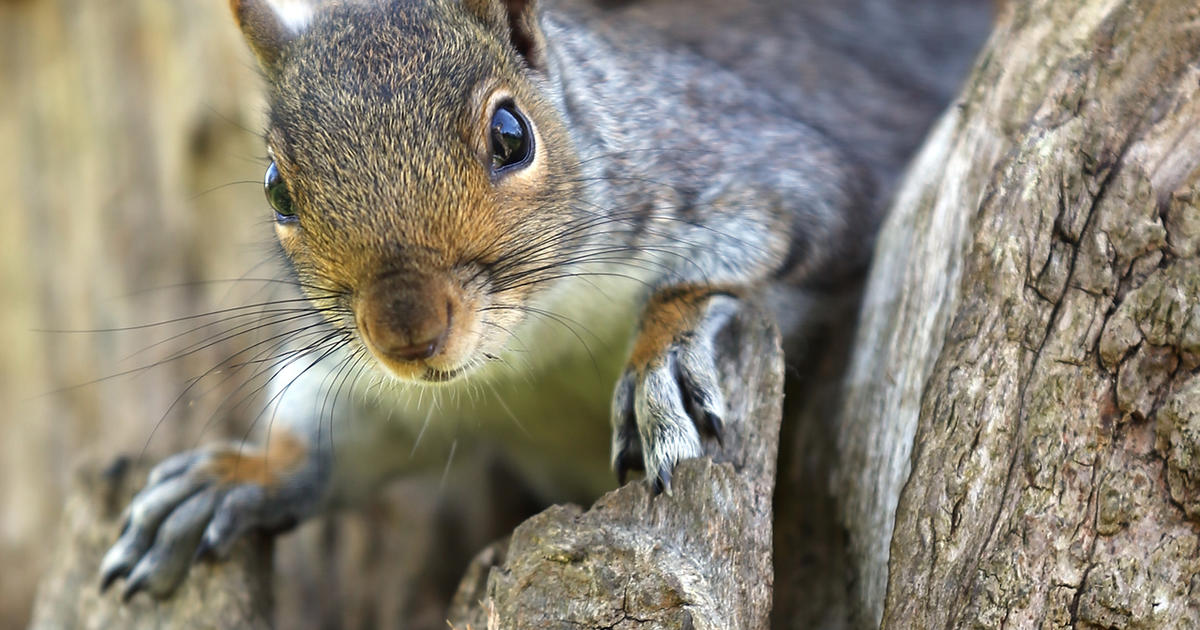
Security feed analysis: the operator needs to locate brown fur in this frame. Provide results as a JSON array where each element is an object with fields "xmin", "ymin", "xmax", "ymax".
[
  {"xmin": 228, "ymin": 0, "xmax": 294, "ymax": 68},
  {"xmin": 256, "ymin": 0, "xmax": 585, "ymax": 381},
  {"xmin": 205, "ymin": 431, "xmax": 309, "ymax": 487},
  {"xmin": 97, "ymin": 0, "xmax": 995, "ymax": 600},
  {"xmin": 627, "ymin": 285, "xmax": 737, "ymax": 369}
]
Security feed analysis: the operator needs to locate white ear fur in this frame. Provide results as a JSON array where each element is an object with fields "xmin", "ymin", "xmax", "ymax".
[
  {"xmin": 271, "ymin": 0, "xmax": 314, "ymax": 35},
  {"xmin": 230, "ymin": 0, "xmax": 313, "ymax": 69}
]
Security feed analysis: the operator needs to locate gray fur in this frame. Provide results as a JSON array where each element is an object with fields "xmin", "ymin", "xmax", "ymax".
[
  {"xmin": 119, "ymin": 491, "xmax": 219, "ymax": 600},
  {"xmin": 101, "ymin": 435, "xmax": 334, "ymax": 600}
]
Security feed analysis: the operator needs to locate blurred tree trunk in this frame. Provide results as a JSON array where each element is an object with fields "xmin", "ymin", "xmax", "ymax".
[
  {"xmin": 836, "ymin": 0, "xmax": 1200, "ymax": 627},
  {"xmin": 1, "ymin": 0, "xmax": 268, "ymax": 625}
]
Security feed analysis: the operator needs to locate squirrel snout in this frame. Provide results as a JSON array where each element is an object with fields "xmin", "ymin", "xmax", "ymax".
[{"xmin": 356, "ymin": 273, "xmax": 453, "ymax": 365}]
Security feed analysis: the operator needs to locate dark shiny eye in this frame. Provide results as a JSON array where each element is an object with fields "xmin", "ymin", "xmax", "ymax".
[
  {"xmin": 489, "ymin": 102, "xmax": 533, "ymax": 173},
  {"xmin": 264, "ymin": 161, "xmax": 297, "ymax": 222}
]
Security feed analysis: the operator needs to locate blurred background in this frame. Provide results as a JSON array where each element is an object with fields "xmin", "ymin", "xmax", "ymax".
[{"xmin": 2, "ymin": 1, "xmax": 296, "ymax": 624}]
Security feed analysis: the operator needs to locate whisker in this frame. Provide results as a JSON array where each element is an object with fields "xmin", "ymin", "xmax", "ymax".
[
  {"xmin": 34, "ymin": 296, "xmax": 337, "ymax": 334},
  {"xmin": 119, "ymin": 306, "xmax": 341, "ymax": 364},
  {"xmin": 189, "ymin": 180, "xmax": 261, "ymax": 200},
  {"xmin": 439, "ymin": 439, "xmax": 458, "ymax": 492},
  {"xmin": 178, "ymin": 326, "xmax": 349, "ymax": 455},
  {"xmin": 114, "ymin": 276, "xmax": 339, "ymax": 301},
  {"xmin": 482, "ymin": 305, "xmax": 601, "ymax": 374},
  {"xmin": 410, "ymin": 404, "xmax": 436, "ymax": 458},
  {"xmin": 237, "ymin": 335, "xmax": 355, "ymax": 467}
]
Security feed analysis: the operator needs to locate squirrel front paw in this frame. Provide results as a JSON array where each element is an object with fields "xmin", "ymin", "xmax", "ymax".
[
  {"xmin": 99, "ymin": 430, "xmax": 328, "ymax": 600},
  {"xmin": 611, "ymin": 288, "xmax": 739, "ymax": 492}
]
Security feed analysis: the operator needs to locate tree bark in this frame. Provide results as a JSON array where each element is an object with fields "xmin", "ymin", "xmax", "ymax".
[{"xmin": 837, "ymin": 0, "xmax": 1200, "ymax": 627}]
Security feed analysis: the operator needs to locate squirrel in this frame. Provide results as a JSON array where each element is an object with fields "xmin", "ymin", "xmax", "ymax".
[{"xmin": 100, "ymin": 0, "xmax": 990, "ymax": 600}]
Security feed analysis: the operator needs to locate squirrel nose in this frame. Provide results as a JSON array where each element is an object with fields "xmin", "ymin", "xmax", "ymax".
[
  {"xmin": 373, "ymin": 325, "xmax": 447, "ymax": 361},
  {"xmin": 357, "ymin": 273, "xmax": 452, "ymax": 363}
]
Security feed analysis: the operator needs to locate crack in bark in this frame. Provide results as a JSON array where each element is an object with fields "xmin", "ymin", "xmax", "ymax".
[
  {"xmin": 946, "ymin": 54, "xmax": 1150, "ymax": 621},
  {"xmin": 1067, "ymin": 464, "xmax": 1106, "ymax": 626}
]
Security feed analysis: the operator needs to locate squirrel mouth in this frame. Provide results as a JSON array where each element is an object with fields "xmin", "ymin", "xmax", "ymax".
[
  {"xmin": 419, "ymin": 365, "xmax": 467, "ymax": 383},
  {"xmin": 360, "ymin": 348, "xmax": 472, "ymax": 384}
]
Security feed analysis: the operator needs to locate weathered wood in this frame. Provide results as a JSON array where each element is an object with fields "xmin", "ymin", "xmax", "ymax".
[
  {"xmin": 833, "ymin": 48, "xmax": 1005, "ymax": 630},
  {"xmin": 837, "ymin": 0, "xmax": 1200, "ymax": 627},
  {"xmin": 447, "ymin": 307, "xmax": 784, "ymax": 630}
]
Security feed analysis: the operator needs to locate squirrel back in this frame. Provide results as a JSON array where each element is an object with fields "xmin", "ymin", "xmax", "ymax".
[{"xmin": 585, "ymin": 0, "xmax": 993, "ymax": 193}]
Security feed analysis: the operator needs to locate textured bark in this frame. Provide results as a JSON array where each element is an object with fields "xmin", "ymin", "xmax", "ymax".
[{"xmin": 838, "ymin": 0, "xmax": 1200, "ymax": 627}]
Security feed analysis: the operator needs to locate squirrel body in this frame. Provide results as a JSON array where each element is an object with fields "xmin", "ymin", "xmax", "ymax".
[{"xmin": 100, "ymin": 0, "xmax": 991, "ymax": 599}]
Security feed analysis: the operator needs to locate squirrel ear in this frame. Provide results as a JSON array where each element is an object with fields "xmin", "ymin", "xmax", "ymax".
[
  {"xmin": 229, "ymin": 0, "xmax": 312, "ymax": 70},
  {"xmin": 464, "ymin": 0, "xmax": 546, "ymax": 70}
]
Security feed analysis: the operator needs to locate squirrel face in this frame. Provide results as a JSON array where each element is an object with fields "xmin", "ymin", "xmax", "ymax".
[{"xmin": 233, "ymin": 0, "xmax": 583, "ymax": 382}]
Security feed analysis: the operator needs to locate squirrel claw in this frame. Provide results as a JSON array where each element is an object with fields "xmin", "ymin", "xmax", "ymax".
[
  {"xmin": 192, "ymin": 537, "xmax": 216, "ymax": 564},
  {"xmin": 652, "ymin": 465, "xmax": 673, "ymax": 495},
  {"xmin": 99, "ymin": 562, "xmax": 125, "ymax": 594},
  {"xmin": 609, "ymin": 293, "xmax": 737, "ymax": 493},
  {"xmin": 614, "ymin": 449, "xmax": 643, "ymax": 486},
  {"xmin": 100, "ymin": 436, "xmax": 326, "ymax": 600},
  {"xmin": 121, "ymin": 574, "xmax": 148, "ymax": 603}
]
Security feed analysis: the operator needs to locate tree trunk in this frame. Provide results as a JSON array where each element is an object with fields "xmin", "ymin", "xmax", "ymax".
[
  {"xmin": 2, "ymin": 0, "xmax": 268, "ymax": 624},
  {"xmin": 837, "ymin": 0, "xmax": 1200, "ymax": 627}
]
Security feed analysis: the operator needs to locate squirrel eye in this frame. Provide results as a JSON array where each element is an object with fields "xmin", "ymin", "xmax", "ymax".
[
  {"xmin": 489, "ymin": 102, "xmax": 533, "ymax": 173},
  {"xmin": 264, "ymin": 161, "xmax": 297, "ymax": 221}
]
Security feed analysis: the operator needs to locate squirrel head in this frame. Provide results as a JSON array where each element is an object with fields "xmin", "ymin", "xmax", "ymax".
[{"xmin": 230, "ymin": 0, "xmax": 584, "ymax": 383}]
